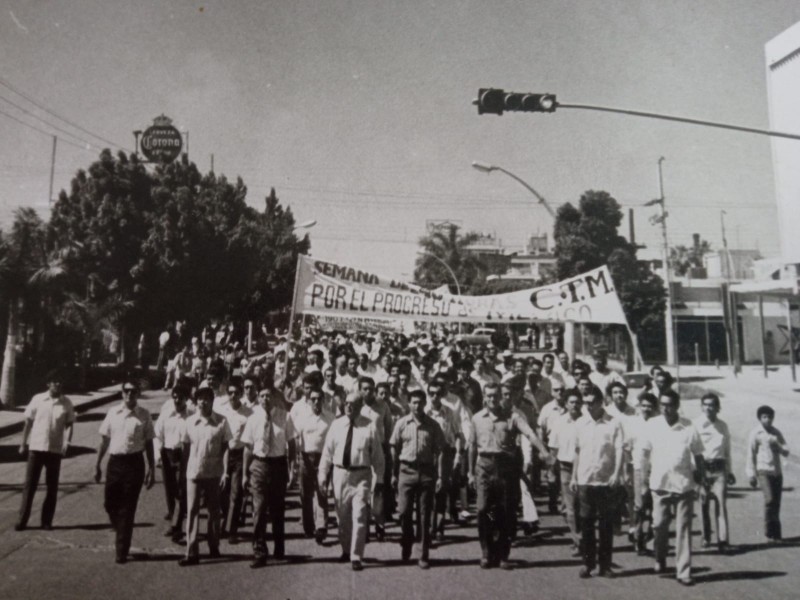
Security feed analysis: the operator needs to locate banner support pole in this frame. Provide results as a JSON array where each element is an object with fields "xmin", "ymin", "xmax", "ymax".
[{"xmin": 286, "ymin": 254, "xmax": 303, "ymax": 374}]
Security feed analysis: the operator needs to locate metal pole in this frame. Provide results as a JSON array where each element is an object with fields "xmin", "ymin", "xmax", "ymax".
[
  {"xmin": 48, "ymin": 136, "xmax": 57, "ymax": 204},
  {"xmin": 557, "ymin": 102, "xmax": 800, "ymax": 141},
  {"xmin": 211, "ymin": 154, "xmax": 214, "ymax": 172},
  {"xmin": 657, "ymin": 158, "xmax": 677, "ymax": 372},
  {"xmin": 422, "ymin": 252, "xmax": 462, "ymax": 333},
  {"xmin": 787, "ymin": 299, "xmax": 796, "ymax": 383},
  {"xmin": 759, "ymin": 295, "xmax": 767, "ymax": 378}
]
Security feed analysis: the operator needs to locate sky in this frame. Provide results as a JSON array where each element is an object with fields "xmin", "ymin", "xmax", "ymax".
[{"xmin": 2, "ymin": 0, "xmax": 800, "ymax": 281}]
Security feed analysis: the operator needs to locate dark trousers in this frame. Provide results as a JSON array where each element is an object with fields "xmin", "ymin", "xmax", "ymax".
[
  {"xmin": 250, "ymin": 456, "xmax": 288, "ymax": 559},
  {"xmin": 221, "ymin": 449, "xmax": 245, "ymax": 535},
  {"xmin": 299, "ymin": 452, "xmax": 326, "ymax": 536},
  {"xmin": 433, "ymin": 447, "xmax": 454, "ymax": 524},
  {"xmin": 578, "ymin": 485, "xmax": 615, "ymax": 572},
  {"xmin": 160, "ymin": 448, "xmax": 181, "ymax": 518},
  {"xmin": 476, "ymin": 454, "xmax": 517, "ymax": 562},
  {"xmin": 104, "ymin": 453, "xmax": 145, "ymax": 561},
  {"xmin": 758, "ymin": 473, "xmax": 783, "ymax": 540},
  {"xmin": 397, "ymin": 463, "xmax": 435, "ymax": 560},
  {"xmin": 18, "ymin": 451, "xmax": 62, "ymax": 528},
  {"xmin": 382, "ymin": 443, "xmax": 395, "ymax": 521}
]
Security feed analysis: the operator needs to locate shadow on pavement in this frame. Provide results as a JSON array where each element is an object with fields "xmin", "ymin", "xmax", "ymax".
[
  {"xmin": 515, "ymin": 558, "xmax": 584, "ymax": 569},
  {"xmin": 694, "ymin": 569, "xmax": 786, "ymax": 583},
  {"xmin": 51, "ymin": 522, "xmax": 155, "ymax": 531},
  {"xmin": 65, "ymin": 445, "xmax": 96, "ymax": 458},
  {"xmin": 0, "ymin": 445, "xmax": 27, "ymax": 463},
  {"xmin": 76, "ymin": 413, "xmax": 106, "ymax": 422},
  {"xmin": 723, "ymin": 537, "xmax": 800, "ymax": 556},
  {"xmin": 614, "ymin": 565, "xmax": 711, "ymax": 579}
]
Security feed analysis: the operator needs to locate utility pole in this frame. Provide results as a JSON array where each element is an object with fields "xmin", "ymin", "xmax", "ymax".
[
  {"xmin": 721, "ymin": 210, "xmax": 741, "ymax": 374},
  {"xmin": 647, "ymin": 158, "xmax": 677, "ymax": 371},
  {"xmin": 48, "ymin": 136, "xmax": 57, "ymax": 204},
  {"xmin": 210, "ymin": 154, "xmax": 214, "ymax": 172}
]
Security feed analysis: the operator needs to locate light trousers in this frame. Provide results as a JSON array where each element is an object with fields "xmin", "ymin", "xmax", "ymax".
[
  {"xmin": 653, "ymin": 489, "xmax": 694, "ymax": 581},
  {"xmin": 332, "ymin": 467, "xmax": 372, "ymax": 561}
]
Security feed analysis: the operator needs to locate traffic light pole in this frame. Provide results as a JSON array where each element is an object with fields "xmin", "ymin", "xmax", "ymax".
[{"xmin": 556, "ymin": 102, "xmax": 800, "ymax": 141}]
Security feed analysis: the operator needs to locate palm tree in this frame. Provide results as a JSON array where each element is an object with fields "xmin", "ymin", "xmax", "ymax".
[
  {"xmin": 57, "ymin": 291, "xmax": 132, "ymax": 390},
  {"xmin": 0, "ymin": 208, "xmax": 63, "ymax": 408},
  {"xmin": 414, "ymin": 225, "xmax": 485, "ymax": 293}
]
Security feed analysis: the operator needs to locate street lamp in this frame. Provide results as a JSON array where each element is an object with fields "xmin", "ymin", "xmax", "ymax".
[
  {"xmin": 294, "ymin": 219, "xmax": 317, "ymax": 232},
  {"xmin": 417, "ymin": 250, "xmax": 462, "ymax": 333},
  {"xmin": 416, "ymin": 251, "xmax": 461, "ymax": 296},
  {"xmin": 471, "ymin": 161, "xmax": 556, "ymax": 218}
]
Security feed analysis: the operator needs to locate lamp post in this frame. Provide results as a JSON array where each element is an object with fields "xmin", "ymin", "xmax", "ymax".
[
  {"xmin": 471, "ymin": 161, "xmax": 557, "ymax": 219},
  {"xmin": 417, "ymin": 250, "xmax": 462, "ymax": 333},
  {"xmin": 294, "ymin": 219, "xmax": 317, "ymax": 232}
]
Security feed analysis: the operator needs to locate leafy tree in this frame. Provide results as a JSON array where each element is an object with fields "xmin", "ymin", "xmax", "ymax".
[
  {"xmin": 414, "ymin": 225, "xmax": 486, "ymax": 293},
  {"xmin": 670, "ymin": 238, "xmax": 712, "ymax": 276},
  {"xmin": 553, "ymin": 190, "xmax": 666, "ymax": 362},
  {"xmin": 0, "ymin": 209, "xmax": 64, "ymax": 407}
]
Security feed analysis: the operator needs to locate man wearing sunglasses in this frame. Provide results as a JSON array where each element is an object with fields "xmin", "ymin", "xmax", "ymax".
[{"xmin": 95, "ymin": 376, "xmax": 155, "ymax": 564}]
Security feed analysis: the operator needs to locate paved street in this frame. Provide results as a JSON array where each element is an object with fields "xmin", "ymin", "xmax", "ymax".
[{"xmin": 0, "ymin": 370, "xmax": 799, "ymax": 600}]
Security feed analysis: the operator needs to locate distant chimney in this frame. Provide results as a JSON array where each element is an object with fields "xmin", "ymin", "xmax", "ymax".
[{"xmin": 693, "ymin": 233, "xmax": 700, "ymax": 250}]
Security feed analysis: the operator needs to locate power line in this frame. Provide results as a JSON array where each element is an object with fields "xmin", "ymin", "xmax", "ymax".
[
  {"xmin": 0, "ymin": 107, "xmax": 93, "ymax": 152},
  {"xmin": 0, "ymin": 93, "xmax": 101, "ymax": 150},
  {"xmin": 0, "ymin": 77, "xmax": 131, "ymax": 152}
]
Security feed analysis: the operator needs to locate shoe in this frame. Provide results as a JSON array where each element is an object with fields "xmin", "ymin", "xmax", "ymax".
[
  {"xmin": 14, "ymin": 523, "xmax": 26, "ymax": 532},
  {"xmin": 274, "ymin": 550, "xmax": 285, "ymax": 561},
  {"xmin": 209, "ymin": 548, "xmax": 221, "ymax": 559},
  {"xmin": 418, "ymin": 559, "xmax": 430, "ymax": 570},
  {"xmin": 351, "ymin": 560, "xmax": 363, "ymax": 571},
  {"xmin": 250, "ymin": 557, "xmax": 267, "ymax": 569},
  {"xmin": 41, "ymin": 523, "xmax": 53, "ymax": 531},
  {"xmin": 436, "ymin": 529, "xmax": 445, "ymax": 542},
  {"xmin": 401, "ymin": 544, "xmax": 412, "ymax": 562},
  {"xmin": 529, "ymin": 521, "xmax": 539, "ymax": 533},
  {"xmin": 579, "ymin": 567, "xmax": 592, "ymax": 579},
  {"xmin": 571, "ymin": 545, "xmax": 582, "ymax": 558},
  {"xmin": 480, "ymin": 558, "xmax": 491, "ymax": 569},
  {"xmin": 179, "ymin": 557, "xmax": 199, "ymax": 567},
  {"xmin": 229, "ymin": 534, "xmax": 239, "ymax": 545},
  {"xmin": 718, "ymin": 541, "xmax": 729, "ymax": 554},
  {"xmin": 459, "ymin": 510, "xmax": 471, "ymax": 520},
  {"xmin": 628, "ymin": 531, "xmax": 636, "ymax": 544},
  {"xmin": 339, "ymin": 552, "xmax": 350, "ymax": 563},
  {"xmin": 375, "ymin": 524, "xmax": 385, "ymax": 542},
  {"xmin": 314, "ymin": 529, "xmax": 326, "ymax": 545},
  {"xmin": 598, "ymin": 568, "xmax": 615, "ymax": 579},
  {"xmin": 654, "ymin": 560, "xmax": 666, "ymax": 574},
  {"xmin": 677, "ymin": 577, "xmax": 695, "ymax": 586},
  {"xmin": 521, "ymin": 523, "xmax": 533, "ymax": 536},
  {"xmin": 701, "ymin": 538, "xmax": 711, "ymax": 548},
  {"xmin": 164, "ymin": 512, "xmax": 174, "ymax": 521},
  {"xmin": 499, "ymin": 560, "xmax": 513, "ymax": 571},
  {"xmin": 115, "ymin": 556, "xmax": 127, "ymax": 564}
]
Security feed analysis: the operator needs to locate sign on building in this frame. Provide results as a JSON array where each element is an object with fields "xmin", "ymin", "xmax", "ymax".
[{"xmin": 140, "ymin": 115, "xmax": 183, "ymax": 163}]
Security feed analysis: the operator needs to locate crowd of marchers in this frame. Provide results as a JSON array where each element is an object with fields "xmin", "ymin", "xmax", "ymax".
[{"xmin": 15, "ymin": 328, "xmax": 791, "ymax": 585}]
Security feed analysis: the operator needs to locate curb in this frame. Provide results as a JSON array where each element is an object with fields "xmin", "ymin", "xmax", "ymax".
[{"xmin": 0, "ymin": 389, "xmax": 121, "ymax": 439}]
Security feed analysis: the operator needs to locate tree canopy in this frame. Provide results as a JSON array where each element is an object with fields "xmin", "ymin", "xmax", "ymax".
[
  {"xmin": 553, "ymin": 190, "xmax": 666, "ymax": 360},
  {"xmin": 414, "ymin": 225, "xmax": 487, "ymax": 293}
]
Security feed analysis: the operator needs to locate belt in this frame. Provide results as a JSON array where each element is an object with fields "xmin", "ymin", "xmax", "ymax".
[
  {"xmin": 558, "ymin": 460, "xmax": 574, "ymax": 468},
  {"xmin": 704, "ymin": 458, "xmax": 727, "ymax": 470},
  {"xmin": 400, "ymin": 460, "xmax": 435, "ymax": 469},
  {"xmin": 478, "ymin": 452, "xmax": 513, "ymax": 460},
  {"xmin": 254, "ymin": 455, "xmax": 287, "ymax": 462},
  {"xmin": 302, "ymin": 451, "xmax": 322, "ymax": 458},
  {"xmin": 334, "ymin": 465, "xmax": 370, "ymax": 471}
]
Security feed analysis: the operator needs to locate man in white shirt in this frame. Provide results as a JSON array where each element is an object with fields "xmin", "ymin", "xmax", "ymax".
[
  {"xmin": 630, "ymin": 392, "xmax": 659, "ymax": 555},
  {"xmin": 537, "ymin": 379, "xmax": 566, "ymax": 514},
  {"xmin": 549, "ymin": 388, "xmax": 583, "ymax": 554},
  {"xmin": 16, "ymin": 370, "xmax": 75, "ymax": 531},
  {"xmin": 94, "ymin": 377, "xmax": 156, "ymax": 564},
  {"xmin": 589, "ymin": 355, "xmax": 623, "ymax": 396},
  {"xmin": 318, "ymin": 392, "xmax": 385, "ymax": 571},
  {"xmin": 241, "ymin": 387, "xmax": 296, "ymax": 567},
  {"xmin": 570, "ymin": 385, "xmax": 623, "ymax": 579},
  {"xmin": 693, "ymin": 392, "xmax": 734, "ymax": 553},
  {"xmin": 640, "ymin": 389, "xmax": 705, "ymax": 586},
  {"xmin": 218, "ymin": 378, "xmax": 252, "ymax": 544},
  {"xmin": 179, "ymin": 386, "xmax": 231, "ymax": 566},
  {"xmin": 292, "ymin": 387, "xmax": 334, "ymax": 544},
  {"xmin": 154, "ymin": 383, "xmax": 190, "ymax": 540}
]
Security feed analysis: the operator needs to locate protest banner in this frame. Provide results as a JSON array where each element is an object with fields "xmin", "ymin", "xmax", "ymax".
[{"xmin": 292, "ymin": 256, "xmax": 629, "ymax": 325}]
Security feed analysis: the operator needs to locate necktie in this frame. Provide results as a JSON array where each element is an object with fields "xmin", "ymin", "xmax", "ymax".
[{"xmin": 342, "ymin": 420, "xmax": 354, "ymax": 468}]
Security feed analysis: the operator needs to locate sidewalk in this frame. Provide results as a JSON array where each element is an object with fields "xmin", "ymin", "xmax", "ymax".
[{"xmin": 0, "ymin": 385, "xmax": 121, "ymax": 439}]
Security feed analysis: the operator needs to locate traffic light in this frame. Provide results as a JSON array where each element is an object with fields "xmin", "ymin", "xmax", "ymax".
[{"xmin": 474, "ymin": 88, "xmax": 557, "ymax": 115}]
